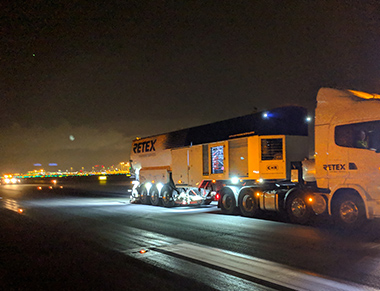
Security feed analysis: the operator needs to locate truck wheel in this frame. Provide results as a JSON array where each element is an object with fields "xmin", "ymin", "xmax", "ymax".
[
  {"xmin": 286, "ymin": 192, "xmax": 312, "ymax": 224},
  {"xmin": 141, "ymin": 188, "xmax": 151, "ymax": 205},
  {"xmin": 161, "ymin": 186, "xmax": 175, "ymax": 208},
  {"xmin": 220, "ymin": 189, "xmax": 236, "ymax": 215},
  {"xmin": 333, "ymin": 193, "xmax": 366, "ymax": 229},
  {"xmin": 239, "ymin": 189, "xmax": 258, "ymax": 217},
  {"xmin": 150, "ymin": 187, "xmax": 160, "ymax": 206}
]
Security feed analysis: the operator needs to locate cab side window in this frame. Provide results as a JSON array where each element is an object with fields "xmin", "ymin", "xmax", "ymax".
[{"xmin": 335, "ymin": 121, "xmax": 380, "ymax": 151}]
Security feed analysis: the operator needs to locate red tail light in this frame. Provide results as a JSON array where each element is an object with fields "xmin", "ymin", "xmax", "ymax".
[{"xmin": 215, "ymin": 193, "xmax": 220, "ymax": 200}]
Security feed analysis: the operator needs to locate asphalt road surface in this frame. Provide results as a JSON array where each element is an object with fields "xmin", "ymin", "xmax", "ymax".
[{"xmin": 2, "ymin": 182, "xmax": 380, "ymax": 290}]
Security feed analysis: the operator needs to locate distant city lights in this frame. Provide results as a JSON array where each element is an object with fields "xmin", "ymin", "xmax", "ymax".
[{"xmin": 1, "ymin": 162, "xmax": 132, "ymax": 181}]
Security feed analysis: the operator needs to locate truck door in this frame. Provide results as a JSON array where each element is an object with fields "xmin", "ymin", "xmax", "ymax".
[
  {"xmin": 229, "ymin": 138, "xmax": 248, "ymax": 177},
  {"xmin": 188, "ymin": 146, "xmax": 203, "ymax": 186},
  {"xmin": 259, "ymin": 136, "xmax": 286, "ymax": 180},
  {"xmin": 335, "ymin": 121, "xmax": 380, "ymax": 195},
  {"xmin": 324, "ymin": 124, "xmax": 350, "ymax": 183},
  {"xmin": 171, "ymin": 148, "xmax": 190, "ymax": 185}
]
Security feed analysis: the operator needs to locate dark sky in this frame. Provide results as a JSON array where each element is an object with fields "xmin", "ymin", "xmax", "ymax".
[{"xmin": 1, "ymin": 0, "xmax": 380, "ymax": 174}]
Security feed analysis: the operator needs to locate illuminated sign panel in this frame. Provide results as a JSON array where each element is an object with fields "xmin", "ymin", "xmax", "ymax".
[{"xmin": 211, "ymin": 145, "xmax": 224, "ymax": 174}]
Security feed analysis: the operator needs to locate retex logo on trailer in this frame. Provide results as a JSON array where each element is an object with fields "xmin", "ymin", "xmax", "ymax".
[{"xmin": 133, "ymin": 139, "xmax": 157, "ymax": 154}]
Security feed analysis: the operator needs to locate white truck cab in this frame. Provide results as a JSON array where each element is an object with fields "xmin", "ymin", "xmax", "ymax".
[{"xmin": 314, "ymin": 88, "xmax": 380, "ymax": 225}]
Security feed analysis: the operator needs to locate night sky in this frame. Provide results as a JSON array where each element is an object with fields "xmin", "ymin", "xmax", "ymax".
[{"xmin": 1, "ymin": 1, "xmax": 380, "ymax": 174}]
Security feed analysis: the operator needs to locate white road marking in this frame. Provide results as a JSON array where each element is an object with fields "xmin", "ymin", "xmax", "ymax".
[
  {"xmin": 155, "ymin": 243, "xmax": 379, "ymax": 291},
  {"xmin": 21, "ymin": 198, "xmax": 129, "ymax": 207}
]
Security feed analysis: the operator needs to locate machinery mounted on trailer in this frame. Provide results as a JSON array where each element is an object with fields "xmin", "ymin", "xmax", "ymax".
[{"xmin": 130, "ymin": 88, "xmax": 380, "ymax": 228}]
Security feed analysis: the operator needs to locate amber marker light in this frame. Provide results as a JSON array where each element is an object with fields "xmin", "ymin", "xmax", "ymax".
[
  {"xmin": 256, "ymin": 192, "xmax": 260, "ymax": 197},
  {"xmin": 37, "ymin": 186, "xmax": 42, "ymax": 190},
  {"xmin": 308, "ymin": 197, "xmax": 313, "ymax": 203},
  {"xmin": 18, "ymin": 208, "xmax": 24, "ymax": 214},
  {"xmin": 139, "ymin": 249, "xmax": 147, "ymax": 254},
  {"xmin": 212, "ymin": 179, "xmax": 216, "ymax": 183}
]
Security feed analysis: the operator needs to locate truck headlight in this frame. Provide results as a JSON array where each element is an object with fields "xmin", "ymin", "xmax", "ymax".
[
  {"xmin": 231, "ymin": 177, "xmax": 239, "ymax": 184},
  {"xmin": 145, "ymin": 182, "xmax": 152, "ymax": 192}
]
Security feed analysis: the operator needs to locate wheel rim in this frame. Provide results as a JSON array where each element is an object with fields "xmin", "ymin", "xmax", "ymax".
[
  {"xmin": 151, "ymin": 191, "xmax": 158, "ymax": 203},
  {"xmin": 222, "ymin": 194, "xmax": 233, "ymax": 209},
  {"xmin": 141, "ymin": 190, "xmax": 147, "ymax": 201},
  {"xmin": 339, "ymin": 201, "xmax": 359, "ymax": 224},
  {"xmin": 242, "ymin": 194, "xmax": 254, "ymax": 212},
  {"xmin": 162, "ymin": 191, "xmax": 170, "ymax": 203},
  {"xmin": 291, "ymin": 197, "xmax": 307, "ymax": 218}
]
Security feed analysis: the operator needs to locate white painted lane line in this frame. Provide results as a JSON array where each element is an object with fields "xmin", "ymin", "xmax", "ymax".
[
  {"xmin": 23, "ymin": 199, "xmax": 128, "ymax": 207},
  {"xmin": 157, "ymin": 243, "xmax": 379, "ymax": 291}
]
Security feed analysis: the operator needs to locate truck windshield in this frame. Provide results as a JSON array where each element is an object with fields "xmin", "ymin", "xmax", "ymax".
[{"xmin": 335, "ymin": 120, "xmax": 380, "ymax": 152}]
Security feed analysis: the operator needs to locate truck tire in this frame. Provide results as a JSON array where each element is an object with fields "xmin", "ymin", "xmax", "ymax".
[
  {"xmin": 150, "ymin": 187, "xmax": 160, "ymax": 206},
  {"xmin": 141, "ymin": 188, "xmax": 151, "ymax": 205},
  {"xmin": 286, "ymin": 191, "xmax": 312, "ymax": 224},
  {"xmin": 239, "ymin": 188, "xmax": 259, "ymax": 217},
  {"xmin": 333, "ymin": 193, "xmax": 366, "ymax": 229},
  {"xmin": 161, "ymin": 186, "xmax": 175, "ymax": 208},
  {"xmin": 220, "ymin": 189, "xmax": 236, "ymax": 215}
]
